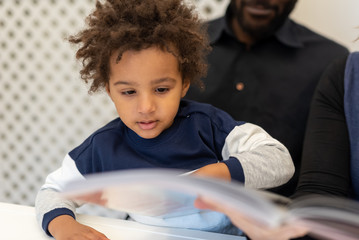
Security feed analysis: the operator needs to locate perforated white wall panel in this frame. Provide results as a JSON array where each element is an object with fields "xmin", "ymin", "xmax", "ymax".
[{"xmin": 0, "ymin": 0, "xmax": 229, "ymax": 214}]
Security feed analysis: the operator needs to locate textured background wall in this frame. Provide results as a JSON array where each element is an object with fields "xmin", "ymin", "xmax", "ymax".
[
  {"xmin": 0, "ymin": 0, "xmax": 230, "ymax": 216},
  {"xmin": 1, "ymin": 0, "xmax": 358, "ymax": 213}
]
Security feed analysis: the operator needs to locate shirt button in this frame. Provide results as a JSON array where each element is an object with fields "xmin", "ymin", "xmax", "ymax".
[{"xmin": 236, "ymin": 82, "xmax": 244, "ymax": 91}]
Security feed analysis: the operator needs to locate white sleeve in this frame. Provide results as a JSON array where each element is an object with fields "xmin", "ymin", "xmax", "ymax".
[
  {"xmin": 41, "ymin": 154, "xmax": 86, "ymax": 191},
  {"xmin": 35, "ymin": 154, "xmax": 85, "ymax": 225},
  {"xmin": 222, "ymin": 123, "xmax": 294, "ymax": 189}
]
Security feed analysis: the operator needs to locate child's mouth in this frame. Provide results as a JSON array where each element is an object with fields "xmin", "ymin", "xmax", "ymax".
[{"xmin": 138, "ymin": 120, "xmax": 158, "ymax": 130}]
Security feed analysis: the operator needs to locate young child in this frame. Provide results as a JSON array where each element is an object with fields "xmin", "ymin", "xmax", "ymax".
[{"xmin": 35, "ymin": 0, "xmax": 294, "ymax": 239}]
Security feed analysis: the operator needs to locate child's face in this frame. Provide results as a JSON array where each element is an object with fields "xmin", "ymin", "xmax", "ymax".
[{"xmin": 107, "ymin": 47, "xmax": 189, "ymax": 139}]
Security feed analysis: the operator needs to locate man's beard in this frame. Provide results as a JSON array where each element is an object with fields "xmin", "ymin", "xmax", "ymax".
[{"xmin": 231, "ymin": 0, "xmax": 296, "ymax": 41}]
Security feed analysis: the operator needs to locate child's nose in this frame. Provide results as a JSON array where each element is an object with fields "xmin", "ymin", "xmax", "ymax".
[{"xmin": 137, "ymin": 94, "xmax": 155, "ymax": 114}]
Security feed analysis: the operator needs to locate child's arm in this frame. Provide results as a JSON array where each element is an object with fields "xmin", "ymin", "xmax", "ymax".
[
  {"xmin": 198, "ymin": 123, "xmax": 294, "ymax": 189},
  {"xmin": 36, "ymin": 185, "xmax": 109, "ymax": 240},
  {"xmin": 48, "ymin": 215, "xmax": 109, "ymax": 240},
  {"xmin": 35, "ymin": 154, "xmax": 109, "ymax": 239},
  {"xmin": 193, "ymin": 162, "xmax": 231, "ymax": 181},
  {"xmin": 36, "ymin": 178, "xmax": 109, "ymax": 240}
]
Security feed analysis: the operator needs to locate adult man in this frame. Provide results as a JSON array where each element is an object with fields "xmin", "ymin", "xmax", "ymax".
[{"xmin": 186, "ymin": 0, "xmax": 348, "ymax": 196}]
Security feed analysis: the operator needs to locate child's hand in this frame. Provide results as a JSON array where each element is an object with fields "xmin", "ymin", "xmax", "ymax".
[
  {"xmin": 48, "ymin": 215, "xmax": 110, "ymax": 240},
  {"xmin": 193, "ymin": 162, "xmax": 231, "ymax": 181}
]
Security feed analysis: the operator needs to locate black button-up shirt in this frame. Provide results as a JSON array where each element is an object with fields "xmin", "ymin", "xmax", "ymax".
[{"xmin": 186, "ymin": 10, "xmax": 348, "ymax": 196}]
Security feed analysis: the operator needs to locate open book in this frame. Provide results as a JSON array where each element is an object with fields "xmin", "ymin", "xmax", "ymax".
[{"xmin": 61, "ymin": 168, "xmax": 359, "ymax": 240}]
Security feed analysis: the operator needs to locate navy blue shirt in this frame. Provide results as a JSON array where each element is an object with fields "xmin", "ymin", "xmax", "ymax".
[{"xmin": 70, "ymin": 100, "xmax": 246, "ymax": 182}]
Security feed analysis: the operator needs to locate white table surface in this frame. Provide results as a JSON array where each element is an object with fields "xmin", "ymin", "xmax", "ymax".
[{"xmin": 0, "ymin": 202, "xmax": 245, "ymax": 240}]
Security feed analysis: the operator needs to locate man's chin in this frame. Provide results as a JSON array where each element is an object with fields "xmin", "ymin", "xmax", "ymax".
[{"xmin": 243, "ymin": 25, "xmax": 275, "ymax": 40}]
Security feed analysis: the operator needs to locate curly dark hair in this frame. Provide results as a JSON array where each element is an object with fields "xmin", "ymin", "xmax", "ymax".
[{"xmin": 69, "ymin": 0, "xmax": 210, "ymax": 93}]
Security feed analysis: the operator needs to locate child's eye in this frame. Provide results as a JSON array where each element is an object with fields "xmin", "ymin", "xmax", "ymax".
[
  {"xmin": 121, "ymin": 90, "xmax": 136, "ymax": 95},
  {"xmin": 155, "ymin": 87, "xmax": 169, "ymax": 93}
]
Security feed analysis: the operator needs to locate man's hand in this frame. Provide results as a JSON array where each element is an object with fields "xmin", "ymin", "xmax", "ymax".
[
  {"xmin": 195, "ymin": 197, "xmax": 308, "ymax": 240},
  {"xmin": 48, "ymin": 215, "xmax": 110, "ymax": 240}
]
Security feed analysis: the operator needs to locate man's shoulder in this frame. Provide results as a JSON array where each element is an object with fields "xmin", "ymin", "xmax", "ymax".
[
  {"xmin": 289, "ymin": 19, "xmax": 348, "ymax": 53},
  {"xmin": 207, "ymin": 16, "xmax": 224, "ymax": 27},
  {"xmin": 206, "ymin": 16, "xmax": 227, "ymax": 43}
]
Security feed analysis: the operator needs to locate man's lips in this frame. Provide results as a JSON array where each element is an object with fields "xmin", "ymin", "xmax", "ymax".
[
  {"xmin": 245, "ymin": 5, "xmax": 274, "ymax": 17},
  {"xmin": 137, "ymin": 120, "xmax": 158, "ymax": 130}
]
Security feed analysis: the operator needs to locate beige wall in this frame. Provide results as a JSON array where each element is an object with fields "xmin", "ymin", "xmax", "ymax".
[{"xmin": 291, "ymin": 0, "xmax": 359, "ymax": 51}]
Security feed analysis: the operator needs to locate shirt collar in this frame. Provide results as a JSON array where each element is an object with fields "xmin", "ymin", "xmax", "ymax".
[
  {"xmin": 209, "ymin": 6, "xmax": 303, "ymax": 48},
  {"xmin": 207, "ymin": 9, "xmax": 233, "ymax": 44},
  {"xmin": 275, "ymin": 18, "xmax": 303, "ymax": 48}
]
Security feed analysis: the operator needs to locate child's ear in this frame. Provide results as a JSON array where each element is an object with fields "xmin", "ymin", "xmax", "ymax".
[
  {"xmin": 181, "ymin": 80, "xmax": 190, "ymax": 98},
  {"xmin": 105, "ymin": 83, "xmax": 113, "ymax": 100}
]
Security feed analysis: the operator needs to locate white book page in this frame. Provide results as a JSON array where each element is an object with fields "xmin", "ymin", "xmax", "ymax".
[{"xmin": 62, "ymin": 168, "xmax": 284, "ymax": 226}]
